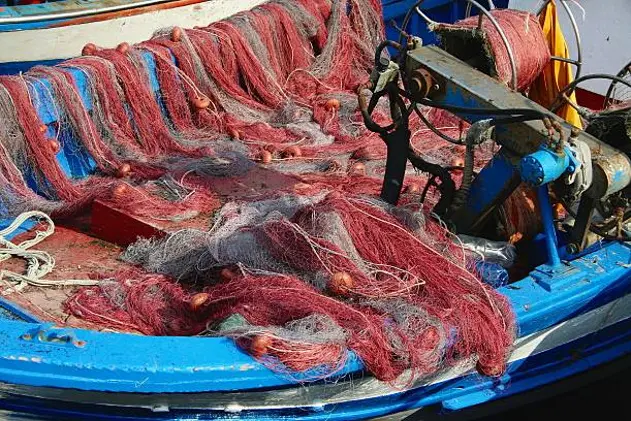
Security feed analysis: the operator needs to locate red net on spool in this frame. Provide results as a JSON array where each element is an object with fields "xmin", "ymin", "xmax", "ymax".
[{"xmin": 433, "ymin": 9, "xmax": 551, "ymax": 91}]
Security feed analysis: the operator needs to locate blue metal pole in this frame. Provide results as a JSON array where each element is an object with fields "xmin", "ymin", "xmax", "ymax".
[{"xmin": 537, "ymin": 185, "xmax": 561, "ymax": 268}]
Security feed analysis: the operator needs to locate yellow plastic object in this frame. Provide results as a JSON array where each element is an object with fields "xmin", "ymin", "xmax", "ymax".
[{"xmin": 529, "ymin": 1, "xmax": 583, "ymax": 128}]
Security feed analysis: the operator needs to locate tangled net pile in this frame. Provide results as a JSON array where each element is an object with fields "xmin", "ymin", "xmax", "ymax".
[{"xmin": 0, "ymin": 0, "xmax": 527, "ymax": 383}]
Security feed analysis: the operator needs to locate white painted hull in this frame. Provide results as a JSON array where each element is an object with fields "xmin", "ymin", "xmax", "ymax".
[{"xmin": 0, "ymin": 0, "xmax": 267, "ymax": 64}]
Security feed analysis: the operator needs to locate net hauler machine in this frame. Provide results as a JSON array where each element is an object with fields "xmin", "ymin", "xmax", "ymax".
[{"xmin": 361, "ymin": 0, "xmax": 631, "ymax": 275}]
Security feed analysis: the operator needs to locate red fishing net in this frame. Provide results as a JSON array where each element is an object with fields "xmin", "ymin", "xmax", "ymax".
[
  {"xmin": 0, "ymin": 0, "xmax": 548, "ymax": 384},
  {"xmin": 434, "ymin": 9, "xmax": 550, "ymax": 91}
]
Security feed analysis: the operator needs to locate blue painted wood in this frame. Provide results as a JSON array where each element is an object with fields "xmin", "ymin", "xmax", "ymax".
[
  {"xmin": 0, "ymin": 309, "xmax": 629, "ymax": 420},
  {"xmin": 0, "ymin": 298, "xmax": 39, "ymax": 323},
  {"xmin": 0, "ymin": 59, "xmax": 62, "ymax": 76},
  {"xmin": 0, "ymin": 241, "xmax": 629, "ymax": 393},
  {"xmin": 383, "ymin": 0, "xmax": 509, "ymax": 51}
]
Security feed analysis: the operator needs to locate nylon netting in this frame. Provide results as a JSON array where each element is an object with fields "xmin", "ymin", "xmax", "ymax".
[
  {"xmin": 433, "ymin": 9, "xmax": 550, "ymax": 91},
  {"xmin": 0, "ymin": 0, "xmax": 535, "ymax": 384}
]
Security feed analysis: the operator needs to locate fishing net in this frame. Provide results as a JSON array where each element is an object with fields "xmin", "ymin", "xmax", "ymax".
[
  {"xmin": 70, "ymin": 192, "xmax": 514, "ymax": 383},
  {"xmin": 0, "ymin": 0, "xmax": 528, "ymax": 384},
  {"xmin": 433, "ymin": 9, "xmax": 550, "ymax": 91}
]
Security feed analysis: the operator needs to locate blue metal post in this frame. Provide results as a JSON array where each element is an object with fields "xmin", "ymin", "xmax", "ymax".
[{"xmin": 537, "ymin": 185, "xmax": 561, "ymax": 268}]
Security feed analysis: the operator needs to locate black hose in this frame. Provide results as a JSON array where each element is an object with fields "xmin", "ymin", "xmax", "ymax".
[
  {"xmin": 375, "ymin": 40, "xmax": 402, "ymax": 71},
  {"xmin": 408, "ymin": 148, "xmax": 455, "ymax": 216},
  {"xmin": 357, "ymin": 87, "xmax": 395, "ymax": 134},
  {"xmin": 447, "ymin": 120, "xmax": 493, "ymax": 216},
  {"xmin": 552, "ymin": 74, "xmax": 631, "ymax": 112},
  {"xmin": 413, "ymin": 105, "xmax": 464, "ymax": 145}
]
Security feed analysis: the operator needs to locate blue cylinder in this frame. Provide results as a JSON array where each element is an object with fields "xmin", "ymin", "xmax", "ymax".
[{"xmin": 520, "ymin": 147, "xmax": 572, "ymax": 186}]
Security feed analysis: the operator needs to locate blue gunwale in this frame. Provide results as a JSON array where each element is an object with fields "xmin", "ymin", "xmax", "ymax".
[
  {"xmin": 0, "ymin": 241, "xmax": 629, "ymax": 394},
  {"xmin": 1, "ymin": 283, "xmax": 631, "ymax": 420}
]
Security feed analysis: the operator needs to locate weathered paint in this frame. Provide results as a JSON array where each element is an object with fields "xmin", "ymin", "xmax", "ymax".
[{"xmin": 0, "ymin": 0, "xmax": 268, "ymax": 64}]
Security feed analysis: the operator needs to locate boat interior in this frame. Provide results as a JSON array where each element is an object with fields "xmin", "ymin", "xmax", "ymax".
[{"xmin": 0, "ymin": 0, "xmax": 631, "ymax": 417}]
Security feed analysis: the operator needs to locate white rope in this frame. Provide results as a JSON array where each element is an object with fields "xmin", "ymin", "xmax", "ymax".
[{"xmin": 0, "ymin": 211, "xmax": 99, "ymax": 295}]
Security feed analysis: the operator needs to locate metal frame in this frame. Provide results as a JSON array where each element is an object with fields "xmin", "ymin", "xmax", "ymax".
[
  {"xmin": 464, "ymin": 0, "xmax": 495, "ymax": 17},
  {"xmin": 604, "ymin": 59, "xmax": 631, "ymax": 107},
  {"xmin": 415, "ymin": 0, "xmax": 518, "ymax": 90}
]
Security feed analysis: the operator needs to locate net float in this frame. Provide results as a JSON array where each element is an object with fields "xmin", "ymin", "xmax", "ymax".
[
  {"xmin": 282, "ymin": 145, "xmax": 302, "ymax": 158},
  {"xmin": 259, "ymin": 150, "xmax": 273, "ymax": 164},
  {"xmin": 327, "ymin": 190, "xmax": 343, "ymax": 200},
  {"xmin": 39, "ymin": 124, "xmax": 48, "ymax": 134},
  {"xmin": 48, "ymin": 139, "xmax": 61, "ymax": 154},
  {"xmin": 406, "ymin": 183, "xmax": 421, "ymax": 194},
  {"xmin": 451, "ymin": 157, "xmax": 465, "ymax": 169},
  {"xmin": 220, "ymin": 268, "xmax": 236, "ymax": 281},
  {"xmin": 189, "ymin": 293, "xmax": 210, "ymax": 312},
  {"xmin": 349, "ymin": 161, "xmax": 366, "ymax": 175},
  {"xmin": 171, "ymin": 27, "xmax": 182, "ymax": 42},
  {"xmin": 117, "ymin": 163, "xmax": 132, "ymax": 178},
  {"xmin": 328, "ymin": 271, "xmax": 354, "ymax": 296},
  {"xmin": 263, "ymin": 144, "xmax": 276, "ymax": 153},
  {"xmin": 116, "ymin": 42, "xmax": 130, "ymax": 54},
  {"xmin": 193, "ymin": 95, "xmax": 211, "ymax": 110},
  {"xmin": 228, "ymin": 128, "xmax": 240, "ymax": 140},
  {"xmin": 81, "ymin": 43, "xmax": 97, "ymax": 56},
  {"xmin": 250, "ymin": 335, "xmax": 272, "ymax": 357},
  {"xmin": 476, "ymin": 359, "xmax": 504, "ymax": 378},
  {"xmin": 293, "ymin": 182, "xmax": 312, "ymax": 193},
  {"xmin": 509, "ymin": 232, "xmax": 523, "ymax": 245},
  {"xmin": 325, "ymin": 98, "xmax": 341, "ymax": 112},
  {"xmin": 111, "ymin": 183, "xmax": 128, "ymax": 199}
]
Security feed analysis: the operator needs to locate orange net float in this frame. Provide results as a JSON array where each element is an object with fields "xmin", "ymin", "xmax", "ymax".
[
  {"xmin": 282, "ymin": 146, "xmax": 302, "ymax": 158},
  {"xmin": 327, "ymin": 271, "xmax": 354, "ymax": 296},
  {"xmin": 250, "ymin": 334, "xmax": 273, "ymax": 357},
  {"xmin": 116, "ymin": 163, "xmax": 132, "ymax": 178},
  {"xmin": 81, "ymin": 43, "xmax": 98, "ymax": 56},
  {"xmin": 116, "ymin": 42, "xmax": 130, "ymax": 54},
  {"xmin": 171, "ymin": 27, "xmax": 183, "ymax": 42},
  {"xmin": 48, "ymin": 139, "xmax": 61, "ymax": 154},
  {"xmin": 189, "ymin": 293, "xmax": 210, "ymax": 312}
]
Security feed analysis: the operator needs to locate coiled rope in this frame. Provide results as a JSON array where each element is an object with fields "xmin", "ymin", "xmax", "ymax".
[{"xmin": 0, "ymin": 211, "xmax": 99, "ymax": 294}]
